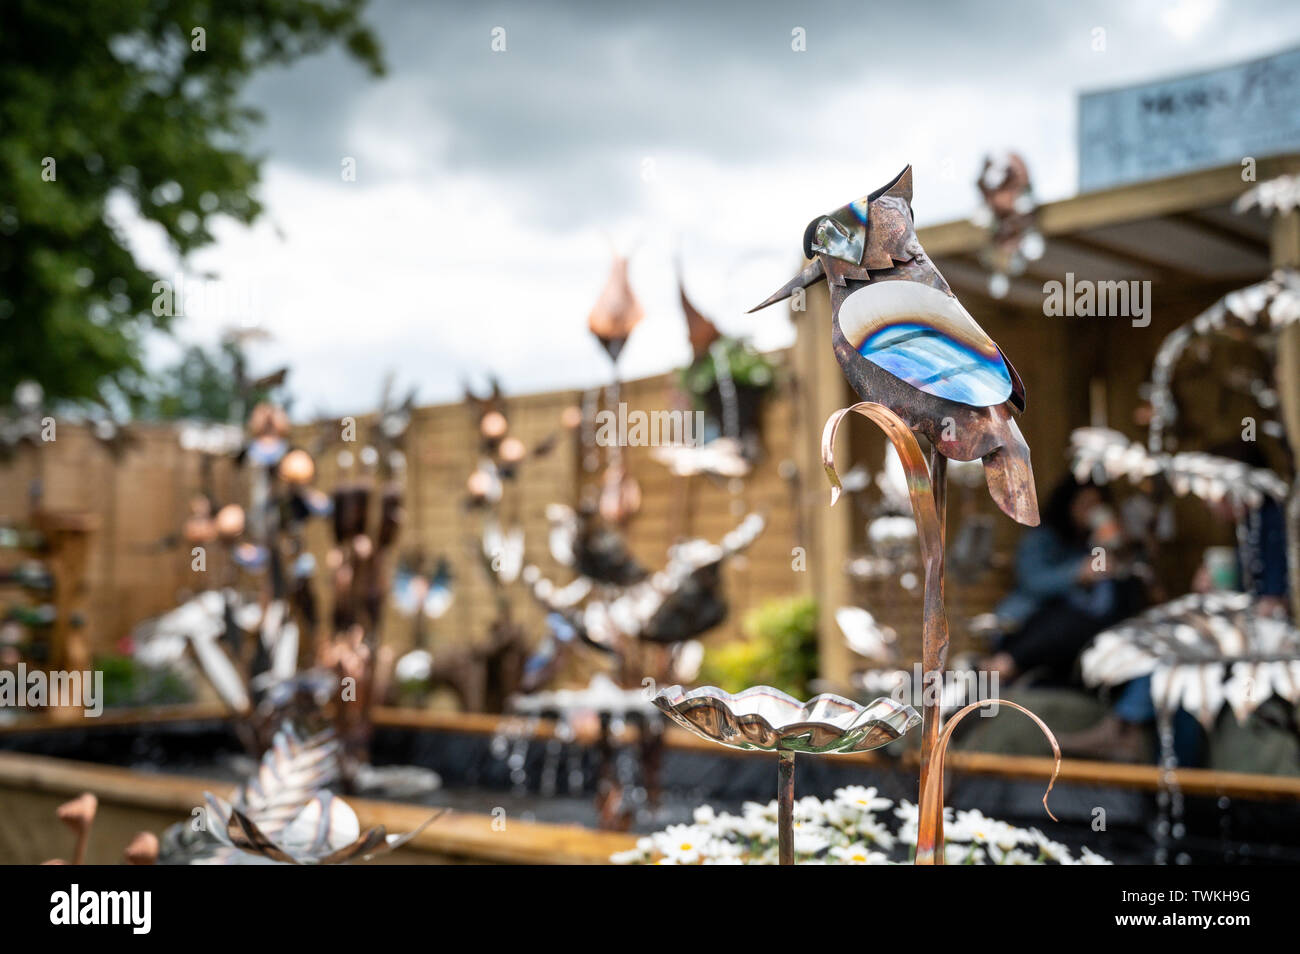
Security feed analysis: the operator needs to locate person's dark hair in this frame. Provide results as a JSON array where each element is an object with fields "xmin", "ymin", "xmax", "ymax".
[
  {"xmin": 1041, "ymin": 474, "xmax": 1109, "ymax": 544},
  {"xmin": 1207, "ymin": 438, "xmax": 1268, "ymax": 469}
]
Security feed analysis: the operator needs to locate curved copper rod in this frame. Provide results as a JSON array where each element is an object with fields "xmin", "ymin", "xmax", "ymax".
[
  {"xmin": 822, "ymin": 402, "xmax": 940, "ymax": 564},
  {"xmin": 822, "ymin": 401, "xmax": 949, "ymax": 856},
  {"xmin": 914, "ymin": 698, "xmax": 1061, "ymax": 864}
]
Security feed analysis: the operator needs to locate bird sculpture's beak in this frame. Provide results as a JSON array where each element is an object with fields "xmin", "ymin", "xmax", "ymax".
[
  {"xmin": 982, "ymin": 417, "xmax": 1040, "ymax": 527},
  {"xmin": 748, "ymin": 257, "xmax": 825, "ymax": 313}
]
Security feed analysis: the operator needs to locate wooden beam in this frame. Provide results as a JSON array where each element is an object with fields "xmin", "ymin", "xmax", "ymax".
[
  {"xmin": 935, "ymin": 255, "xmax": 1045, "ymax": 310},
  {"xmin": 918, "ymin": 155, "xmax": 1300, "ymax": 259},
  {"xmin": 1046, "ymin": 231, "xmax": 1187, "ymax": 284},
  {"xmin": 1169, "ymin": 210, "xmax": 1272, "ymax": 258},
  {"xmin": 0, "ymin": 703, "xmax": 229, "ymax": 736},
  {"xmin": 1271, "ymin": 209, "xmax": 1300, "ymax": 621}
]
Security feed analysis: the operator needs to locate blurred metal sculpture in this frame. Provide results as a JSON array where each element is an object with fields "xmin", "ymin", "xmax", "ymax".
[
  {"xmin": 1146, "ymin": 270, "xmax": 1300, "ymax": 453},
  {"xmin": 1235, "ymin": 174, "xmax": 1300, "ymax": 217},
  {"xmin": 1070, "ymin": 426, "xmax": 1288, "ymax": 508},
  {"xmin": 588, "ymin": 254, "xmax": 645, "ymax": 364},
  {"xmin": 1081, "ymin": 592, "xmax": 1300, "ymax": 728},
  {"xmin": 673, "ymin": 274, "xmax": 775, "ymax": 471},
  {"xmin": 161, "ymin": 725, "xmax": 443, "ymax": 865},
  {"xmin": 523, "ymin": 511, "xmax": 766, "ymax": 668},
  {"xmin": 1141, "ymin": 265, "xmax": 1300, "ymax": 618},
  {"xmin": 679, "ymin": 275, "xmax": 722, "ymax": 360},
  {"xmin": 751, "ymin": 165, "xmax": 1046, "ymax": 865},
  {"xmin": 971, "ymin": 152, "xmax": 1044, "ymax": 300},
  {"xmin": 586, "ymin": 254, "xmax": 644, "ymax": 525}
]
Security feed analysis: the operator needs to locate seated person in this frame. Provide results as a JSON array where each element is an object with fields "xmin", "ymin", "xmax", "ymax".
[{"xmin": 985, "ymin": 476, "xmax": 1145, "ymax": 686}]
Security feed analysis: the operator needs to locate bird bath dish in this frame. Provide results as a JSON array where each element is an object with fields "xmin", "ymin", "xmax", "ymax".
[{"xmin": 653, "ymin": 685, "xmax": 919, "ymax": 863}]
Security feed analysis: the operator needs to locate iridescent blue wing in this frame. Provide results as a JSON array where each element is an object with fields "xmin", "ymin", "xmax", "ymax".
[{"xmin": 838, "ymin": 280, "xmax": 1013, "ymax": 408}]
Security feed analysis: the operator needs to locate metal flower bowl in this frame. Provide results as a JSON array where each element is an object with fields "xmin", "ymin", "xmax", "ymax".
[
  {"xmin": 652, "ymin": 684, "xmax": 920, "ymax": 754},
  {"xmin": 654, "ymin": 685, "xmax": 919, "ymax": 865}
]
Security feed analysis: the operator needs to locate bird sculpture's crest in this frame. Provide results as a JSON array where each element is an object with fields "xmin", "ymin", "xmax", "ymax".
[{"xmin": 803, "ymin": 166, "xmax": 918, "ymax": 276}]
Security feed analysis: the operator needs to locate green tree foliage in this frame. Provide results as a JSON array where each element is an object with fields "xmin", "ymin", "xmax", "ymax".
[
  {"xmin": 0, "ymin": 0, "xmax": 383, "ymax": 406},
  {"xmin": 131, "ymin": 337, "xmax": 283, "ymax": 423}
]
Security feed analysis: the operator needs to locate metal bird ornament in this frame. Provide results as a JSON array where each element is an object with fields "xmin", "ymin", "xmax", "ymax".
[
  {"xmin": 750, "ymin": 165, "xmax": 1039, "ymax": 527},
  {"xmin": 751, "ymin": 166, "xmax": 1052, "ymax": 865}
]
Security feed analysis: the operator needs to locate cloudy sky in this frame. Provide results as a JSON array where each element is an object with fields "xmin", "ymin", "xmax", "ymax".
[{"xmin": 126, "ymin": 0, "xmax": 1300, "ymax": 417}]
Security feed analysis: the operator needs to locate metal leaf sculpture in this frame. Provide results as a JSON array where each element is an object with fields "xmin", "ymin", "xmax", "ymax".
[
  {"xmin": 164, "ymin": 726, "xmax": 444, "ymax": 864},
  {"xmin": 524, "ymin": 512, "xmax": 766, "ymax": 650},
  {"xmin": 204, "ymin": 790, "xmax": 443, "ymax": 865},
  {"xmin": 753, "ymin": 166, "xmax": 1045, "ymax": 865},
  {"xmin": 1147, "ymin": 270, "xmax": 1300, "ymax": 451},
  {"xmin": 1234, "ymin": 174, "xmax": 1300, "ymax": 216},
  {"xmin": 1080, "ymin": 592, "xmax": 1300, "ymax": 727},
  {"xmin": 1070, "ymin": 426, "xmax": 1288, "ymax": 508}
]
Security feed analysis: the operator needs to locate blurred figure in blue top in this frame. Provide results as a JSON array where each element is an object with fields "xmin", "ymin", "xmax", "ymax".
[{"xmin": 984, "ymin": 475, "xmax": 1146, "ymax": 687}]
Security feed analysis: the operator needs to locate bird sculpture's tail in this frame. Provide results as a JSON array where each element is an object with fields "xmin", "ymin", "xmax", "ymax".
[{"xmin": 980, "ymin": 416, "xmax": 1040, "ymax": 527}]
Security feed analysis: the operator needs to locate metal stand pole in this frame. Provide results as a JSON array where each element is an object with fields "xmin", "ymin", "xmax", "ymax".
[
  {"xmin": 777, "ymin": 749, "xmax": 796, "ymax": 865},
  {"xmin": 917, "ymin": 449, "xmax": 949, "ymax": 862}
]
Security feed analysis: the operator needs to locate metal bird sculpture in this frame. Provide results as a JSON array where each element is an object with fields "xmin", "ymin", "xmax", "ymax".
[
  {"xmin": 751, "ymin": 165, "xmax": 1049, "ymax": 865},
  {"xmin": 750, "ymin": 165, "xmax": 1039, "ymax": 527}
]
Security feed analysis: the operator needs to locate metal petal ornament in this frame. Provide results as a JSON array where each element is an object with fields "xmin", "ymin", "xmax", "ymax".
[
  {"xmin": 1080, "ymin": 592, "xmax": 1300, "ymax": 726},
  {"xmin": 165, "ymin": 726, "xmax": 445, "ymax": 865},
  {"xmin": 587, "ymin": 255, "xmax": 644, "ymax": 363}
]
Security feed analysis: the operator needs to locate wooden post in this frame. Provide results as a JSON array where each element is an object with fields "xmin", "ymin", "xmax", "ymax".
[
  {"xmin": 790, "ymin": 278, "xmax": 855, "ymax": 689},
  {"xmin": 35, "ymin": 512, "xmax": 99, "ymax": 719},
  {"xmin": 1271, "ymin": 210, "xmax": 1300, "ymax": 620}
]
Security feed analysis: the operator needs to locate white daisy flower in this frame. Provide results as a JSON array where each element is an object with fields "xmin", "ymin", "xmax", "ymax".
[
  {"xmin": 830, "ymin": 842, "xmax": 887, "ymax": 865},
  {"xmin": 834, "ymin": 785, "xmax": 892, "ymax": 814}
]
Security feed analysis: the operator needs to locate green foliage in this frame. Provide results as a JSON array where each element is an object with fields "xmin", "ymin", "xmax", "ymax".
[
  {"xmin": 95, "ymin": 653, "xmax": 194, "ymax": 708},
  {"xmin": 0, "ymin": 0, "xmax": 384, "ymax": 407},
  {"xmin": 698, "ymin": 596, "xmax": 819, "ymax": 699},
  {"xmin": 131, "ymin": 337, "xmax": 279, "ymax": 422},
  {"xmin": 678, "ymin": 336, "xmax": 775, "ymax": 397}
]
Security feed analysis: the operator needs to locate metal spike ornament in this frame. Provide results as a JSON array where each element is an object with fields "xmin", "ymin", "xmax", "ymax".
[
  {"xmin": 587, "ymin": 253, "xmax": 644, "ymax": 525},
  {"xmin": 752, "ymin": 165, "xmax": 1051, "ymax": 865},
  {"xmin": 588, "ymin": 255, "xmax": 645, "ymax": 364}
]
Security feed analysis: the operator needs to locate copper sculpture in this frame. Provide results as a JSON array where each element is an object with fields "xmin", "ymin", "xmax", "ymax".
[{"xmin": 751, "ymin": 165, "xmax": 1045, "ymax": 864}]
